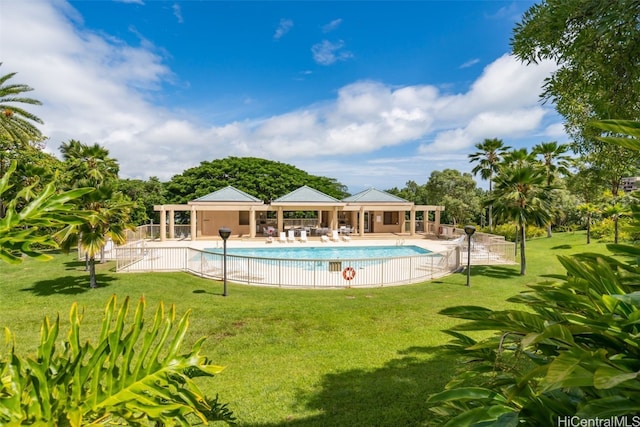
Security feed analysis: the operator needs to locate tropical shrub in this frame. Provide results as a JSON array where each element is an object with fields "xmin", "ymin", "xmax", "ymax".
[
  {"xmin": 428, "ymin": 242, "xmax": 640, "ymax": 425},
  {"xmin": 481, "ymin": 223, "xmax": 546, "ymax": 241},
  {"xmin": 0, "ymin": 295, "xmax": 235, "ymax": 426},
  {"xmin": 590, "ymin": 217, "xmax": 634, "ymax": 242}
]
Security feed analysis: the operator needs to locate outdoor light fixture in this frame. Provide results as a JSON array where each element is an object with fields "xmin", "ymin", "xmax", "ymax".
[
  {"xmin": 218, "ymin": 226, "xmax": 231, "ymax": 296},
  {"xmin": 463, "ymin": 225, "xmax": 476, "ymax": 287}
]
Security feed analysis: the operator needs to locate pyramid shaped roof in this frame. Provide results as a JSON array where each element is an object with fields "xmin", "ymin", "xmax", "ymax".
[
  {"xmin": 192, "ymin": 186, "xmax": 262, "ymax": 203},
  {"xmin": 273, "ymin": 185, "xmax": 341, "ymax": 203},
  {"xmin": 342, "ymin": 188, "xmax": 409, "ymax": 203}
]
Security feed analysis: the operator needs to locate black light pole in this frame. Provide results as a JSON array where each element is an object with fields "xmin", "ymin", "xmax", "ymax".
[
  {"xmin": 218, "ymin": 226, "xmax": 231, "ymax": 296},
  {"xmin": 463, "ymin": 225, "xmax": 476, "ymax": 287}
]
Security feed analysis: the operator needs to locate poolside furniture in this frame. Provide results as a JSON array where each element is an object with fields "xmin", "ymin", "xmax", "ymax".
[
  {"xmin": 321, "ymin": 234, "xmax": 329, "ymax": 243},
  {"xmin": 331, "ymin": 230, "xmax": 340, "ymax": 242},
  {"xmin": 279, "ymin": 232, "xmax": 287, "ymax": 243},
  {"xmin": 266, "ymin": 236, "xmax": 274, "ymax": 244},
  {"xmin": 342, "ymin": 233, "xmax": 351, "ymax": 242},
  {"xmin": 287, "ymin": 229, "xmax": 296, "ymax": 243},
  {"xmin": 299, "ymin": 230, "xmax": 308, "ymax": 243}
]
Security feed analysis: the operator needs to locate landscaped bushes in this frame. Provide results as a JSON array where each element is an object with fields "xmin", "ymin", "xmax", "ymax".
[{"xmin": 480, "ymin": 224, "xmax": 546, "ymax": 241}]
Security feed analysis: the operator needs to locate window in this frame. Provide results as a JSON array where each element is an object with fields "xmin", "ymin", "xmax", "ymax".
[
  {"xmin": 383, "ymin": 211, "xmax": 399, "ymax": 225},
  {"xmin": 239, "ymin": 211, "xmax": 250, "ymax": 225}
]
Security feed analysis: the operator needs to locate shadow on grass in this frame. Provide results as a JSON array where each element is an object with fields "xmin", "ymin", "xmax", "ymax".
[
  {"xmin": 244, "ymin": 346, "xmax": 455, "ymax": 427},
  {"xmin": 551, "ymin": 244, "xmax": 572, "ymax": 250},
  {"xmin": 470, "ymin": 265, "xmax": 520, "ymax": 280},
  {"xmin": 21, "ymin": 275, "xmax": 116, "ymax": 296},
  {"xmin": 193, "ymin": 289, "xmax": 226, "ymax": 297}
]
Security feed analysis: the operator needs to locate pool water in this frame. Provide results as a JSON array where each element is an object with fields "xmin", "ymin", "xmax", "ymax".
[{"xmin": 205, "ymin": 245, "xmax": 431, "ymax": 260}]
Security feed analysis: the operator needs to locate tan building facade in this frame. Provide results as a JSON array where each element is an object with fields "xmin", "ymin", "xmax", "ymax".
[{"xmin": 154, "ymin": 185, "xmax": 444, "ymax": 240}]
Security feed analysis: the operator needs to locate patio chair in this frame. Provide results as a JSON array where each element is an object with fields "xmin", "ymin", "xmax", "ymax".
[
  {"xmin": 331, "ymin": 230, "xmax": 340, "ymax": 242},
  {"xmin": 278, "ymin": 232, "xmax": 287, "ymax": 243},
  {"xmin": 321, "ymin": 234, "xmax": 329, "ymax": 243},
  {"xmin": 342, "ymin": 232, "xmax": 351, "ymax": 242},
  {"xmin": 299, "ymin": 230, "xmax": 308, "ymax": 243},
  {"xmin": 287, "ymin": 229, "xmax": 296, "ymax": 243}
]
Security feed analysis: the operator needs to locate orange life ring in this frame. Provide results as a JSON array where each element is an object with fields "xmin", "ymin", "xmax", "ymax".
[{"xmin": 342, "ymin": 266, "xmax": 356, "ymax": 281}]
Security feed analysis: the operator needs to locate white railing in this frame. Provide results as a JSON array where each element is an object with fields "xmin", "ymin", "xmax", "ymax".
[{"xmin": 116, "ymin": 246, "xmax": 462, "ymax": 288}]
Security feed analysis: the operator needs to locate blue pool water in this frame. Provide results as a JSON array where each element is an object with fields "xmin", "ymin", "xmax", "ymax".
[{"xmin": 204, "ymin": 245, "xmax": 431, "ymax": 260}]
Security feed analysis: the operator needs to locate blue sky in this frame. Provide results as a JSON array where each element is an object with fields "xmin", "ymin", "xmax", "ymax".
[{"xmin": 0, "ymin": 0, "xmax": 565, "ymax": 193}]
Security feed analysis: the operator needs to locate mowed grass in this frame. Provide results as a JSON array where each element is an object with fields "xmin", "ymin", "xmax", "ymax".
[{"xmin": 0, "ymin": 232, "xmax": 610, "ymax": 426}]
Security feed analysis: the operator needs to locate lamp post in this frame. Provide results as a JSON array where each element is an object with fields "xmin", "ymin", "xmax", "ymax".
[
  {"xmin": 463, "ymin": 225, "xmax": 476, "ymax": 287},
  {"xmin": 218, "ymin": 226, "xmax": 231, "ymax": 296}
]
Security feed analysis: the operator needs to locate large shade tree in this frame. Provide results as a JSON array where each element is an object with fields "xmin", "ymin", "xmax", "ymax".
[{"xmin": 468, "ymin": 138, "xmax": 511, "ymax": 231}]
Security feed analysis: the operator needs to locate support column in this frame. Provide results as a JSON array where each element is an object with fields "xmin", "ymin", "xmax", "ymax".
[
  {"xmin": 410, "ymin": 208, "xmax": 416, "ymax": 236},
  {"xmin": 249, "ymin": 207, "xmax": 256, "ymax": 238},
  {"xmin": 160, "ymin": 207, "xmax": 167, "ymax": 242},
  {"xmin": 435, "ymin": 209, "xmax": 442, "ymax": 237},
  {"xmin": 317, "ymin": 210, "xmax": 322, "ymax": 228},
  {"xmin": 190, "ymin": 206, "xmax": 197, "ymax": 240},
  {"xmin": 331, "ymin": 207, "xmax": 338, "ymax": 230},
  {"xmin": 168, "ymin": 209, "xmax": 175, "ymax": 239},
  {"xmin": 277, "ymin": 207, "xmax": 284, "ymax": 232},
  {"xmin": 359, "ymin": 207, "xmax": 365, "ymax": 237},
  {"xmin": 350, "ymin": 211, "xmax": 357, "ymax": 233}
]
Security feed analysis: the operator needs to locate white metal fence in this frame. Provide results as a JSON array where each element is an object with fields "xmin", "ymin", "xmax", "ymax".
[{"xmin": 116, "ymin": 245, "xmax": 462, "ymax": 288}]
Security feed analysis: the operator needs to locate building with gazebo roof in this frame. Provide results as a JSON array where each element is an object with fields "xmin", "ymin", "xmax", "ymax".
[{"xmin": 154, "ymin": 185, "xmax": 444, "ymax": 240}]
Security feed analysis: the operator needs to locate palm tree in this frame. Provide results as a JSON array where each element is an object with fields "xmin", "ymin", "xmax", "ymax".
[
  {"xmin": 502, "ymin": 148, "xmax": 535, "ymax": 167},
  {"xmin": 577, "ymin": 203, "xmax": 599, "ymax": 244},
  {"xmin": 58, "ymin": 140, "xmax": 130, "ymax": 287},
  {"xmin": 488, "ymin": 165, "xmax": 552, "ymax": 275},
  {"xmin": 0, "ymin": 63, "xmax": 45, "ymax": 217},
  {"xmin": 532, "ymin": 141, "xmax": 573, "ymax": 237},
  {"xmin": 468, "ymin": 138, "xmax": 511, "ymax": 231}
]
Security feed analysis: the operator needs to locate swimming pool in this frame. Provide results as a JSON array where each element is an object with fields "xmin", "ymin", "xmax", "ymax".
[{"xmin": 204, "ymin": 245, "xmax": 431, "ymax": 260}]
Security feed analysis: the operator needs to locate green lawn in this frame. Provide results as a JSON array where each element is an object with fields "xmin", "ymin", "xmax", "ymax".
[{"xmin": 0, "ymin": 231, "xmax": 610, "ymax": 426}]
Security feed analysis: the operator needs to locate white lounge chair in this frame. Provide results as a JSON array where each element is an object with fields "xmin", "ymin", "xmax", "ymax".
[
  {"xmin": 331, "ymin": 230, "xmax": 340, "ymax": 242},
  {"xmin": 287, "ymin": 229, "xmax": 296, "ymax": 243},
  {"xmin": 342, "ymin": 233, "xmax": 351, "ymax": 242},
  {"xmin": 321, "ymin": 234, "xmax": 329, "ymax": 243},
  {"xmin": 278, "ymin": 232, "xmax": 287, "ymax": 243},
  {"xmin": 299, "ymin": 230, "xmax": 308, "ymax": 243}
]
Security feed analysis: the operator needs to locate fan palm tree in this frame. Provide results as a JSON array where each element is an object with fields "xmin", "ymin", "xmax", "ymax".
[
  {"xmin": 58, "ymin": 140, "xmax": 131, "ymax": 287},
  {"xmin": 532, "ymin": 141, "xmax": 573, "ymax": 237},
  {"xmin": 468, "ymin": 138, "xmax": 511, "ymax": 231},
  {"xmin": 488, "ymin": 165, "xmax": 552, "ymax": 275}
]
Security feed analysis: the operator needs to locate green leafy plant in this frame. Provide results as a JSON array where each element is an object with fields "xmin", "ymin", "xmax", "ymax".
[
  {"xmin": 0, "ymin": 160, "xmax": 90, "ymax": 263},
  {"xmin": 0, "ymin": 295, "xmax": 235, "ymax": 426}
]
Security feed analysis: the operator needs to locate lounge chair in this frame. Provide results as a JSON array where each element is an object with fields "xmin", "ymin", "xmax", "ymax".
[
  {"xmin": 331, "ymin": 230, "xmax": 340, "ymax": 242},
  {"xmin": 278, "ymin": 232, "xmax": 287, "ymax": 243},
  {"xmin": 321, "ymin": 234, "xmax": 329, "ymax": 243},
  {"xmin": 342, "ymin": 233, "xmax": 351, "ymax": 242},
  {"xmin": 287, "ymin": 229, "xmax": 296, "ymax": 243},
  {"xmin": 299, "ymin": 230, "xmax": 308, "ymax": 243}
]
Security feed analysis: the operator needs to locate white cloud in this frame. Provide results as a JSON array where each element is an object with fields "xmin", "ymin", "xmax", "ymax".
[
  {"xmin": 172, "ymin": 3, "xmax": 183, "ymax": 24},
  {"xmin": 0, "ymin": 0, "xmax": 560, "ymax": 191},
  {"xmin": 459, "ymin": 58, "xmax": 480, "ymax": 69},
  {"xmin": 311, "ymin": 40, "xmax": 353, "ymax": 65},
  {"xmin": 273, "ymin": 18, "xmax": 293, "ymax": 40},
  {"xmin": 322, "ymin": 18, "xmax": 343, "ymax": 33}
]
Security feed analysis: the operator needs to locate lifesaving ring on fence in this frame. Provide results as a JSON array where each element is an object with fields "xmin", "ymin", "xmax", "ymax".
[{"xmin": 342, "ymin": 266, "xmax": 356, "ymax": 281}]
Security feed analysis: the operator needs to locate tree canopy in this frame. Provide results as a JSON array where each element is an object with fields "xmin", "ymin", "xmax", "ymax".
[{"xmin": 164, "ymin": 157, "xmax": 349, "ymax": 204}]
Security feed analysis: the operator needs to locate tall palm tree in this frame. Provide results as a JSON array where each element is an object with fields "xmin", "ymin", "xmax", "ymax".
[
  {"xmin": 488, "ymin": 165, "xmax": 552, "ymax": 275},
  {"xmin": 502, "ymin": 148, "xmax": 535, "ymax": 167},
  {"xmin": 532, "ymin": 141, "xmax": 573, "ymax": 237},
  {"xmin": 468, "ymin": 138, "xmax": 511, "ymax": 231}
]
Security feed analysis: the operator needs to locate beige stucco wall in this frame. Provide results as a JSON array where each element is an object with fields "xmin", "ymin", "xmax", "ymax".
[
  {"xmin": 199, "ymin": 211, "xmax": 252, "ymax": 237},
  {"xmin": 369, "ymin": 210, "xmax": 403, "ymax": 233}
]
